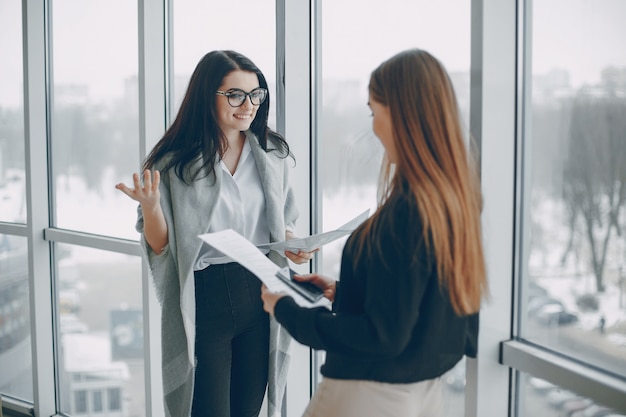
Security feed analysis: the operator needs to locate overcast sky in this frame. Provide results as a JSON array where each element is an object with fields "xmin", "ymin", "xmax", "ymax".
[{"xmin": 1, "ymin": 0, "xmax": 626, "ymax": 106}]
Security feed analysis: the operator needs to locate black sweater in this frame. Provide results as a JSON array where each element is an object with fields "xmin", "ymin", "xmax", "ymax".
[{"xmin": 274, "ymin": 195, "xmax": 479, "ymax": 383}]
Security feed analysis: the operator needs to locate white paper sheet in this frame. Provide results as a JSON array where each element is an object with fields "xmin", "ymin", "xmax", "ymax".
[
  {"xmin": 198, "ymin": 229, "xmax": 329, "ymax": 307},
  {"xmin": 255, "ymin": 209, "xmax": 370, "ymax": 252}
]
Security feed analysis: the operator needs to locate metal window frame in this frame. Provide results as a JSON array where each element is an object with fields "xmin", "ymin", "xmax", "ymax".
[
  {"xmin": 138, "ymin": 2, "xmax": 168, "ymax": 414},
  {"xmin": 22, "ymin": 0, "xmax": 56, "ymax": 415},
  {"xmin": 499, "ymin": 0, "xmax": 626, "ymax": 415},
  {"xmin": 467, "ymin": 0, "xmax": 518, "ymax": 415},
  {"xmin": 501, "ymin": 340, "xmax": 626, "ymax": 413},
  {"xmin": 7, "ymin": 2, "xmax": 626, "ymax": 417},
  {"xmin": 5, "ymin": 2, "xmax": 169, "ymax": 417},
  {"xmin": 277, "ymin": 0, "xmax": 316, "ymax": 414}
]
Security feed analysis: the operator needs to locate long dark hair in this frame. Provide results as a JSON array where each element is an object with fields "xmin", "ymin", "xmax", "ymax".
[
  {"xmin": 358, "ymin": 48, "xmax": 488, "ymax": 316},
  {"xmin": 143, "ymin": 50, "xmax": 290, "ymax": 182}
]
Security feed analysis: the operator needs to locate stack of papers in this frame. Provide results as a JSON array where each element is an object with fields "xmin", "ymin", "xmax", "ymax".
[
  {"xmin": 198, "ymin": 209, "xmax": 369, "ymax": 307},
  {"xmin": 255, "ymin": 209, "xmax": 369, "ymax": 253}
]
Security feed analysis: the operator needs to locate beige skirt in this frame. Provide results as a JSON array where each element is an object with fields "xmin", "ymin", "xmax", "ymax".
[{"xmin": 302, "ymin": 376, "xmax": 444, "ymax": 417}]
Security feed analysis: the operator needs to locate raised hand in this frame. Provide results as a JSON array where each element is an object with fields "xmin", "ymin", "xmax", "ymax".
[
  {"xmin": 116, "ymin": 169, "xmax": 168, "ymax": 254},
  {"xmin": 115, "ymin": 169, "xmax": 161, "ymax": 209}
]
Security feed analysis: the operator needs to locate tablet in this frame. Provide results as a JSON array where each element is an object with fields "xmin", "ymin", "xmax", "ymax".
[{"xmin": 275, "ymin": 267, "xmax": 325, "ymax": 303}]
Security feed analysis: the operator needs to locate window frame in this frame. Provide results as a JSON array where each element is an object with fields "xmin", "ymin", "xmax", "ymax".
[
  {"xmin": 498, "ymin": 0, "xmax": 626, "ymax": 414},
  {"xmin": 4, "ymin": 1, "xmax": 626, "ymax": 417}
]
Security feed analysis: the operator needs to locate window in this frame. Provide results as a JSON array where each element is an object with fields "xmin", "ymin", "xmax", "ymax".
[
  {"xmin": 519, "ymin": 0, "xmax": 626, "ymax": 383},
  {"xmin": 107, "ymin": 387, "xmax": 121, "ymax": 412},
  {"xmin": 0, "ymin": 1, "xmax": 32, "ymax": 401},
  {"xmin": 6, "ymin": 2, "xmax": 625, "ymax": 417},
  {"xmin": 56, "ymin": 245, "xmax": 143, "ymax": 416},
  {"xmin": 0, "ymin": 235, "xmax": 31, "ymax": 401},
  {"xmin": 318, "ymin": 2, "xmax": 471, "ymax": 416},
  {"xmin": 73, "ymin": 390, "xmax": 87, "ymax": 414},
  {"xmin": 50, "ymin": 0, "xmax": 139, "ymax": 240},
  {"xmin": 172, "ymin": 0, "xmax": 277, "ymax": 128},
  {"xmin": 501, "ymin": 0, "xmax": 626, "ymax": 415},
  {"xmin": 520, "ymin": 372, "xmax": 623, "ymax": 417},
  {"xmin": 92, "ymin": 390, "xmax": 103, "ymax": 412}
]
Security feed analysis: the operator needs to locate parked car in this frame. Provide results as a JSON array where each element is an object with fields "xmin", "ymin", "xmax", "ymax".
[
  {"xmin": 528, "ymin": 376, "xmax": 556, "ymax": 395},
  {"xmin": 528, "ymin": 296, "xmax": 564, "ymax": 317},
  {"xmin": 547, "ymin": 388, "xmax": 579, "ymax": 409},
  {"xmin": 560, "ymin": 397, "xmax": 593, "ymax": 416},
  {"xmin": 571, "ymin": 404, "xmax": 620, "ymax": 417},
  {"xmin": 59, "ymin": 313, "xmax": 88, "ymax": 334},
  {"xmin": 535, "ymin": 304, "xmax": 579, "ymax": 326}
]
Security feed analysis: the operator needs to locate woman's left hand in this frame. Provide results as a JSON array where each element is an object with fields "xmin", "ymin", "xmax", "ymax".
[
  {"xmin": 284, "ymin": 230, "xmax": 319, "ymax": 264},
  {"xmin": 261, "ymin": 284, "xmax": 287, "ymax": 316},
  {"xmin": 284, "ymin": 249, "xmax": 319, "ymax": 264}
]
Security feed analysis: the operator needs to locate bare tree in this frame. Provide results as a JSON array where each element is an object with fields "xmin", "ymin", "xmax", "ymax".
[{"xmin": 562, "ymin": 94, "xmax": 626, "ymax": 292}]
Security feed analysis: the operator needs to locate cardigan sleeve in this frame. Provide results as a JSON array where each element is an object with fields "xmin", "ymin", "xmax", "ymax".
[{"xmin": 134, "ymin": 160, "xmax": 176, "ymax": 306}]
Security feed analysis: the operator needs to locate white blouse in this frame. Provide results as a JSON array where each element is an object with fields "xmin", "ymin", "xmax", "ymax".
[{"xmin": 194, "ymin": 138, "xmax": 270, "ymax": 270}]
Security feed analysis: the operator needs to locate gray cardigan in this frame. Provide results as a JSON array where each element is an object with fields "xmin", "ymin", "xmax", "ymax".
[{"xmin": 136, "ymin": 131, "xmax": 298, "ymax": 417}]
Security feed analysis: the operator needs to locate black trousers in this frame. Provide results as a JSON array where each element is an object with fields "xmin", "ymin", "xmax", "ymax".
[{"xmin": 191, "ymin": 262, "xmax": 270, "ymax": 417}]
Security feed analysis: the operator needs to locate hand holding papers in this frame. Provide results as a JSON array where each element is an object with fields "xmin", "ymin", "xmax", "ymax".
[
  {"xmin": 256, "ymin": 209, "xmax": 370, "ymax": 253},
  {"xmin": 198, "ymin": 210, "xmax": 369, "ymax": 306},
  {"xmin": 198, "ymin": 229, "xmax": 329, "ymax": 307}
]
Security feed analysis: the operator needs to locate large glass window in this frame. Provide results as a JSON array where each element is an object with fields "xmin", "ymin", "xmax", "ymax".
[
  {"xmin": 0, "ymin": 235, "xmax": 32, "ymax": 402},
  {"xmin": 520, "ymin": 372, "xmax": 624, "ymax": 417},
  {"xmin": 56, "ymin": 245, "xmax": 144, "ymax": 417},
  {"xmin": 320, "ymin": 0, "xmax": 471, "ymax": 276},
  {"xmin": 50, "ymin": 0, "xmax": 140, "ymax": 240},
  {"xmin": 0, "ymin": 0, "xmax": 26, "ymax": 224},
  {"xmin": 520, "ymin": 0, "xmax": 626, "ymax": 388},
  {"xmin": 172, "ymin": 0, "xmax": 276, "ymax": 128},
  {"xmin": 319, "ymin": 1, "xmax": 471, "ymax": 416},
  {"xmin": 0, "ymin": 0, "xmax": 33, "ymax": 404}
]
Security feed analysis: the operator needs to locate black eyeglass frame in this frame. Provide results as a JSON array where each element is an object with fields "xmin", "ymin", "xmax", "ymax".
[{"xmin": 215, "ymin": 87, "xmax": 268, "ymax": 107}]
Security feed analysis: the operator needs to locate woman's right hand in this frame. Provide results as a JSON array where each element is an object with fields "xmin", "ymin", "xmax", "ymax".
[
  {"xmin": 115, "ymin": 169, "xmax": 161, "ymax": 209},
  {"xmin": 115, "ymin": 169, "xmax": 168, "ymax": 254},
  {"xmin": 293, "ymin": 273, "xmax": 337, "ymax": 302}
]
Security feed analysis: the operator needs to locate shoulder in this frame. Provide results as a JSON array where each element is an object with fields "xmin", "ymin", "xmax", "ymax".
[
  {"xmin": 382, "ymin": 193, "xmax": 423, "ymax": 234},
  {"xmin": 149, "ymin": 152, "xmax": 174, "ymax": 173},
  {"xmin": 376, "ymin": 193, "xmax": 426, "ymax": 258},
  {"xmin": 247, "ymin": 131, "xmax": 290, "ymax": 166}
]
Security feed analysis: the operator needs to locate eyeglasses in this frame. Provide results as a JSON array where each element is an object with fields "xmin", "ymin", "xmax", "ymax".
[{"xmin": 215, "ymin": 87, "xmax": 268, "ymax": 107}]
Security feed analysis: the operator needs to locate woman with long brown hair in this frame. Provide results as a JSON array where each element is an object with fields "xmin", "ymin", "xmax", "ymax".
[{"xmin": 261, "ymin": 48, "xmax": 489, "ymax": 417}]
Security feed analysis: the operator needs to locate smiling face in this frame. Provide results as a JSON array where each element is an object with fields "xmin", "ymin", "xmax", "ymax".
[
  {"xmin": 368, "ymin": 94, "xmax": 396, "ymax": 163},
  {"xmin": 215, "ymin": 70, "xmax": 261, "ymax": 138}
]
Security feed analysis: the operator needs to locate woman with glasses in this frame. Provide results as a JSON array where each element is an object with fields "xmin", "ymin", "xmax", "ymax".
[
  {"xmin": 116, "ymin": 50, "xmax": 313, "ymax": 417},
  {"xmin": 261, "ymin": 48, "xmax": 490, "ymax": 417}
]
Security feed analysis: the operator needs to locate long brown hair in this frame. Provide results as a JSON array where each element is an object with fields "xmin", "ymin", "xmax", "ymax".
[{"xmin": 360, "ymin": 49, "xmax": 488, "ymax": 316}]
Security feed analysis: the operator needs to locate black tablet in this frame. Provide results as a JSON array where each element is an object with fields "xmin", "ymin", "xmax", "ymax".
[{"xmin": 275, "ymin": 267, "xmax": 325, "ymax": 303}]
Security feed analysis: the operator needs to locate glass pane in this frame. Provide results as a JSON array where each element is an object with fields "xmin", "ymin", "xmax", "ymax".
[
  {"xmin": 50, "ymin": 0, "xmax": 140, "ymax": 239},
  {"xmin": 321, "ymin": 0, "xmax": 471, "ymax": 275},
  {"xmin": 519, "ymin": 372, "xmax": 625, "ymax": 417},
  {"xmin": 173, "ymin": 0, "xmax": 276, "ymax": 128},
  {"xmin": 521, "ymin": 0, "xmax": 626, "ymax": 376},
  {"xmin": 0, "ymin": 0, "xmax": 27, "ymax": 224},
  {"xmin": 0, "ymin": 235, "xmax": 32, "ymax": 401},
  {"xmin": 320, "ymin": 2, "xmax": 471, "ymax": 416},
  {"xmin": 56, "ymin": 244, "xmax": 144, "ymax": 417}
]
